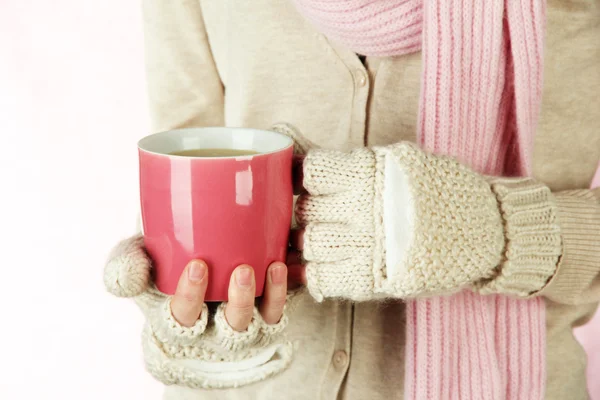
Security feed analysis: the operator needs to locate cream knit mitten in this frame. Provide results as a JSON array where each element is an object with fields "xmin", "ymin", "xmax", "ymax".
[
  {"xmin": 294, "ymin": 137, "xmax": 562, "ymax": 301},
  {"xmin": 104, "ymin": 235, "xmax": 295, "ymax": 389}
]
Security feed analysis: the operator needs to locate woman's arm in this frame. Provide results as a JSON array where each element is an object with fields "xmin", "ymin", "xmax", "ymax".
[
  {"xmin": 143, "ymin": 0, "xmax": 224, "ymax": 132},
  {"xmin": 287, "ymin": 134, "xmax": 600, "ymax": 303}
]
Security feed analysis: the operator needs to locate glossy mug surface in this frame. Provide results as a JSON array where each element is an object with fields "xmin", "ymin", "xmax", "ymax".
[{"xmin": 138, "ymin": 127, "xmax": 294, "ymax": 301}]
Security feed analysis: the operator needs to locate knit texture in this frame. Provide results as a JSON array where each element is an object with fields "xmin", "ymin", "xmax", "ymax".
[
  {"xmin": 296, "ymin": 147, "xmax": 383, "ymax": 301},
  {"xmin": 382, "ymin": 143, "xmax": 505, "ymax": 296},
  {"xmin": 104, "ymin": 235, "xmax": 294, "ymax": 389},
  {"xmin": 411, "ymin": 0, "xmax": 546, "ymax": 397},
  {"xmin": 291, "ymin": 0, "xmax": 548, "ymax": 399},
  {"xmin": 297, "ymin": 140, "xmax": 506, "ymax": 299},
  {"xmin": 478, "ymin": 178, "xmax": 562, "ymax": 296},
  {"xmin": 411, "ymin": 0, "xmax": 547, "ymax": 396},
  {"xmin": 291, "ymin": 0, "xmax": 423, "ymax": 57},
  {"xmin": 297, "ymin": 141, "xmax": 561, "ymax": 299},
  {"xmin": 405, "ymin": 292, "xmax": 547, "ymax": 400},
  {"xmin": 104, "ymin": 234, "xmax": 150, "ymax": 297}
]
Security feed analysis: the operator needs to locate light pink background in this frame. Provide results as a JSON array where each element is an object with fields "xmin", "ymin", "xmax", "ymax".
[
  {"xmin": 1, "ymin": 1, "xmax": 598, "ymax": 399},
  {"xmin": 1, "ymin": 1, "xmax": 162, "ymax": 399}
]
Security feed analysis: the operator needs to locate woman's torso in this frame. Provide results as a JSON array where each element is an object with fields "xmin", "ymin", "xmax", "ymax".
[{"xmin": 165, "ymin": 1, "xmax": 600, "ymax": 399}]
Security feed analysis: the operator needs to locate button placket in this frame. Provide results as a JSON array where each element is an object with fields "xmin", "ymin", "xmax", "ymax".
[
  {"xmin": 350, "ymin": 65, "xmax": 370, "ymax": 148},
  {"xmin": 320, "ymin": 302, "xmax": 352, "ymax": 400},
  {"xmin": 318, "ymin": 42, "xmax": 370, "ymax": 148}
]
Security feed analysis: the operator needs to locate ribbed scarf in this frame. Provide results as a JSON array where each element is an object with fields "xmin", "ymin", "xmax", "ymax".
[{"xmin": 291, "ymin": 1, "xmax": 546, "ymax": 398}]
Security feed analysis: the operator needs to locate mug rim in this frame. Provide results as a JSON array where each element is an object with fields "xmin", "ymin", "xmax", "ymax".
[{"xmin": 137, "ymin": 127, "xmax": 294, "ymax": 159}]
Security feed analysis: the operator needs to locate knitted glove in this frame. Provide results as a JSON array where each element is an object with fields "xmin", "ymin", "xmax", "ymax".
[
  {"xmin": 295, "ymin": 139, "xmax": 562, "ymax": 301},
  {"xmin": 104, "ymin": 235, "xmax": 295, "ymax": 389}
]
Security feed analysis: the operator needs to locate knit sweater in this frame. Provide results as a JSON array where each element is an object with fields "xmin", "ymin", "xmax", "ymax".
[{"xmin": 136, "ymin": 0, "xmax": 600, "ymax": 399}]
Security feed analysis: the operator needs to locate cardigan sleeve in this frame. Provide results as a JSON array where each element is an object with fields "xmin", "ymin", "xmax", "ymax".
[
  {"xmin": 538, "ymin": 188, "xmax": 600, "ymax": 305},
  {"xmin": 142, "ymin": 0, "xmax": 224, "ymax": 132}
]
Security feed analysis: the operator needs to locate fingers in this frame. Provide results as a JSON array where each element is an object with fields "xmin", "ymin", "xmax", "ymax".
[
  {"xmin": 259, "ymin": 262, "xmax": 288, "ymax": 324},
  {"xmin": 303, "ymin": 148, "xmax": 375, "ymax": 195},
  {"xmin": 225, "ymin": 265, "xmax": 256, "ymax": 331},
  {"xmin": 302, "ymin": 223, "xmax": 372, "ymax": 262},
  {"xmin": 295, "ymin": 192, "xmax": 373, "ymax": 225},
  {"xmin": 215, "ymin": 263, "xmax": 291, "ymax": 350},
  {"xmin": 170, "ymin": 260, "xmax": 208, "ymax": 327}
]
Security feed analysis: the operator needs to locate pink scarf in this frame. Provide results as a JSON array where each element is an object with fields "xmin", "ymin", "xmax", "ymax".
[{"xmin": 292, "ymin": 1, "xmax": 546, "ymax": 398}]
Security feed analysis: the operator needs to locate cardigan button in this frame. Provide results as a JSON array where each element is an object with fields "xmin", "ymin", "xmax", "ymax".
[
  {"xmin": 355, "ymin": 69, "xmax": 368, "ymax": 87},
  {"xmin": 332, "ymin": 350, "xmax": 348, "ymax": 369}
]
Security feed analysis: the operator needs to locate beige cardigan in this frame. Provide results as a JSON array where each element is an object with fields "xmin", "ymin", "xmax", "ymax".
[{"xmin": 140, "ymin": 0, "xmax": 600, "ymax": 399}]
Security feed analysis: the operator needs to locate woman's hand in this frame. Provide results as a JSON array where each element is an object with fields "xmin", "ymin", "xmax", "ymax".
[
  {"xmin": 285, "ymin": 130, "xmax": 560, "ymax": 302},
  {"xmin": 171, "ymin": 261, "xmax": 289, "ymax": 330},
  {"xmin": 104, "ymin": 235, "xmax": 298, "ymax": 389}
]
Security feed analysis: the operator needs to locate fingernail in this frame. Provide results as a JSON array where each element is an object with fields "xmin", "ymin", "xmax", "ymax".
[
  {"xmin": 188, "ymin": 261, "xmax": 206, "ymax": 282},
  {"xmin": 270, "ymin": 265, "xmax": 286, "ymax": 285},
  {"xmin": 236, "ymin": 267, "xmax": 253, "ymax": 288}
]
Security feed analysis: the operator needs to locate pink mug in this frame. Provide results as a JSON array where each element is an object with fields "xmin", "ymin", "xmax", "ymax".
[{"xmin": 138, "ymin": 127, "xmax": 294, "ymax": 301}]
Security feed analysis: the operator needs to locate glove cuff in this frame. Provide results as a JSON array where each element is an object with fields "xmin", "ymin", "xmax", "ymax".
[
  {"xmin": 476, "ymin": 178, "xmax": 562, "ymax": 296},
  {"xmin": 142, "ymin": 324, "xmax": 294, "ymax": 389},
  {"xmin": 150, "ymin": 299, "xmax": 209, "ymax": 348}
]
